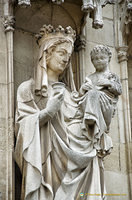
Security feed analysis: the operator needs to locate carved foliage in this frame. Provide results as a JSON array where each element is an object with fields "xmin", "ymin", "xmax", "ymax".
[
  {"xmin": 52, "ymin": 0, "xmax": 64, "ymax": 4},
  {"xmin": 3, "ymin": 16, "xmax": 15, "ymax": 32},
  {"xmin": 18, "ymin": 0, "xmax": 31, "ymax": 7}
]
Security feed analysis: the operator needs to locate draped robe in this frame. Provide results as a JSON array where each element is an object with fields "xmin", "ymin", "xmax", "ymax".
[{"xmin": 15, "ymin": 78, "xmax": 113, "ymax": 200}]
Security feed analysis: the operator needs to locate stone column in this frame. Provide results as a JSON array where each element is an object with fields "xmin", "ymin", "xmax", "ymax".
[
  {"xmin": 74, "ymin": 33, "xmax": 86, "ymax": 86},
  {"xmin": 117, "ymin": 46, "xmax": 132, "ymax": 200},
  {"xmin": 117, "ymin": 46, "xmax": 131, "ymax": 142},
  {"xmin": 0, "ymin": 14, "xmax": 15, "ymax": 200}
]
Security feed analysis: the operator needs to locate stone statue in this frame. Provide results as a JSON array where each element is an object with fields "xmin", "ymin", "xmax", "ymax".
[
  {"xmin": 77, "ymin": 45, "xmax": 122, "ymax": 158},
  {"xmin": 15, "ymin": 25, "xmax": 121, "ymax": 200}
]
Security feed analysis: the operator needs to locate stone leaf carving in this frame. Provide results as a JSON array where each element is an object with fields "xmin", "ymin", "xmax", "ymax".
[
  {"xmin": 18, "ymin": 0, "xmax": 31, "ymax": 7},
  {"xmin": 52, "ymin": 0, "xmax": 64, "ymax": 4},
  {"xmin": 3, "ymin": 16, "xmax": 15, "ymax": 32}
]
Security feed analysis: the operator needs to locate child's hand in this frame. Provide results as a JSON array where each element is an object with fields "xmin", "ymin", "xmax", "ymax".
[
  {"xmin": 82, "ymin": 82, "xmax": 93, "ymax": 90},
  {"xmin": 79, "ymin": 81, "xmax": 93, "ymax": 96},
  {"xmin": 97, "ymin": 79, "xmax": 112, "ymax": 87}
]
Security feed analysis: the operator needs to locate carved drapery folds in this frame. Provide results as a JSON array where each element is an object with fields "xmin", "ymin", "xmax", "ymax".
[{"xmin": 82, "ymin": 0, "xmax": 115, "ymax": 29}]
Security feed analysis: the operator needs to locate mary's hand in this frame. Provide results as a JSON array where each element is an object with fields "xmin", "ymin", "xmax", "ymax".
[
  {"xmin": 39, "ymin": 92, "xmax": 64, "ymax": 126},
  {"xmin": 46, "ymin": 92, "xmax": 64, "ymax": 118}
]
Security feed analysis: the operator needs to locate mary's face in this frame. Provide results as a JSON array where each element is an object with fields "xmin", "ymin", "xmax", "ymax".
[{"xmin": 47, "ymin": 42, "xmax": 73, "ymax": 75}]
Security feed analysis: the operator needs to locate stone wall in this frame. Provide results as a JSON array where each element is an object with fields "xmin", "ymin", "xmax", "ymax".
[{"xmin": 80, "ymin": 4, "xmax": 132, "ymax": 200}]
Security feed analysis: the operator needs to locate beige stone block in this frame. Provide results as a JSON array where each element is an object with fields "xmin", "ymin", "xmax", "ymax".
[
  {"xmin": 0, "ymin": 52, "xmax": 7, "ymax": 84},
  {"xmin": 0, "ymin": 150, "xmax": 7, "ymax": 199},
  {"xmin": 86, "ymin": 18, "xmax": 114, "ymax": 46},
  {"xmin": 104, "ymin": 143, "xmax": 120, "ymax": 172},
  {"xmin": 0, "ymin": 84, "xmax": 7, "ymax": 119},
  {"xmin": 0, "ymin": 19, "xmax": 7, "ymax": 54},
  {"xmin": 110, "ymin": 113, "xmax": 120, "ymax": 143},
  {"xmin": 128, "ymin": 63, "xmax": 132, "ymax": 86},
  {"xmin": 14, "ymin": 30, "xmax": 34, "ymax": 65},
  {"xmin": 105, "ymin": 143, "xmax": 132, "ymax": 174},
  {"xmin": 82, "ymin": 41, "xmax": 95, "ymax": 77},
  {"xmin": 0, "ymin": 118, "xmax": 6, "ymax": 151},
  {"xmin": 0, "ymin": 20, "xmax": 8, "ymax": 84},
  {"xmin": 105, "ymin": 171, "xmax": 131, "ymax": 200},
  {"xmin": 14, "ymin": 30, "xmax": 36, "ymax": 92},
  {"xmin": 102, "ymin": 5, "xmax": 113, "ymax": 19},
  {"xmin": 120, "ymin": 143, "xmax": 132, "ymax": 173},
  {"xmin": 109, "ymin": 48, "xmax": 121, "ymax": 76}
]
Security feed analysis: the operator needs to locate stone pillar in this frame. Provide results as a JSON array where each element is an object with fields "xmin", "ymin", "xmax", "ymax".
[
  {"xmin": 117, "ymin": 46, "xmax": 131, "ymax": 142},
  {"xmin": 74, "ymin": 33, "xmax": 86, "ymax": 86},
  {"xmin": 3, "ymin": 15, "xmax": 15, "ymax": 200},
  {"xmin": 117, "ymin": 46, "xmax": 132, "ymax": 200}
]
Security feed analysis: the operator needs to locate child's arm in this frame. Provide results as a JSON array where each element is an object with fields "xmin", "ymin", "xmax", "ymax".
[
  {"xmin": 107, "ymin": 73, "xmax": 122, "ymax": 96},
  {"xmin": 96, "ymin": 73, "xmax": 122, "ymax": 96},
  {"xmin": 79, "ymin": 77, "xmax": 93, "ymax": 96}
]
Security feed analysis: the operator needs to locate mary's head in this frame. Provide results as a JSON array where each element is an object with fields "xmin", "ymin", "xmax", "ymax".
[{"xmin": 35, "ymin": 25, "xmax": 76, "ymax": 96}]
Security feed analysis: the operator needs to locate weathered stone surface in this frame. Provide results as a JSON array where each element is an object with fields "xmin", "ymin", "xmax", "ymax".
[
  {"xmin": 0, "ymin": 118, "xmax": 7, "ymax": 151},
  {"xmin": 0, "ymin": 150, "xmax": 7, "ymax": 199},
  {"xmin": 102, "ymin": 4, "xmax": 114, "ymax": 19},
  {"xmin": 86, "ymin": 18, "xmax": 114, "ymax": 46},
  {"xmin": 105, "ymin": 171, "xmax": 131, "ymax": 200}
]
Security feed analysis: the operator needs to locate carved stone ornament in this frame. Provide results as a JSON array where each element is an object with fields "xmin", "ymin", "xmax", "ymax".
[
  {"xmin": 82, "ymin": 0, "xmax": 115, "ymax": 29},
  {"xmin": 117, "ymin": 46, "xmax": 128, "ymax": 63},
  {"xmin": 3, "ymin": 16, "xmax": 15, "ymax": 32},
  {"xmin": 18, "ymin": 0, "xmax": 31, "ymax": 7},
  {"xmin": 74, "ymin": 35, "xmax": 86, "ymax": 52},
  {"xmin": 120, "ymin": 0, "xmax": 132, "ymax": 36},
  {"xmin": 52, "ymin": 0, "xmax": 64, "ymax": 4}
]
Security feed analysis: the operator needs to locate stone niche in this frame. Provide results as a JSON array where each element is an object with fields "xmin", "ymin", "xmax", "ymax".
[
  {"xmin": 14, "ymin": 0, "xmax": 86, "ymax": 199},
  {"xmin": 14, "ymin": 0, "xmax": 87, "ymax": 95}
]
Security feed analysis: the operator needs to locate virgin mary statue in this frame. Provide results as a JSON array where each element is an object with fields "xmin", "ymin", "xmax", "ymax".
[{"xmin": 15, "ymin": 24, "xmax": 112, "ymax": 200}]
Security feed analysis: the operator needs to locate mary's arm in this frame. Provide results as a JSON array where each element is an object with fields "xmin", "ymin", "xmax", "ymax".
[{"xmin": 39, "ymin": 92, "xmax": 64, "ymax": 126}]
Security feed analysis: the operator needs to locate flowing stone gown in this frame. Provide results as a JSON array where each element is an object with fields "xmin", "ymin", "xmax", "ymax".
[{"xmin": 15, "ymin": 78, "xmax": 113, "ymax": 200}]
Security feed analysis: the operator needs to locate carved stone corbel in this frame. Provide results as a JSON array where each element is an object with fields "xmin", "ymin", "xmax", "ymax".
[
  {"xmin": 52, "ymin": 0, "xmax": 64, "ymax": 4},
  {"xmin": 74, "ymin": 35, "xmax": 86, "ymax": 52},
  {"xmin": 3, "ymin": 16, "xmax": 15, "ymax": 32},
  {"xmin": 117, "ymin": 46, "xmax": 128, "ymax": 63},
  {"xmin": 82, "ymin": 0, "xmax": 115, "ymax": 29},
  {"xmin": 18, "ymin": 0, "xmax": 31, "ymax": 7}
]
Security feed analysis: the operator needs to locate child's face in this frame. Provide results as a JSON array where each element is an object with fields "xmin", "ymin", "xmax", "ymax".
[{"xmin": 92, "ymin": 52, "xmax": 109, "ymax": 71}]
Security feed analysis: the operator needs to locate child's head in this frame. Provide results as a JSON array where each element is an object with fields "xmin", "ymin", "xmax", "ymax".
[
  {"xmin": 90, "ymin": 45, "xmax": 112, "ymax": 71},
  {"xmin": 91, "ymin": 45, "xmax": 112, "ymax": 62}
]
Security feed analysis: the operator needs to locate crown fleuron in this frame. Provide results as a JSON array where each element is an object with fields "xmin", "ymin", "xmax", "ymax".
[{"xmin": 36, "ymin": 24, "xmax": 76, "ymax": 46}]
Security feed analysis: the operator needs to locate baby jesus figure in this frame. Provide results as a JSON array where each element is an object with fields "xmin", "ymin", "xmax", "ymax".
[{"xmin": 79, "ymin": 45, "xmax": 122, "ymax": 156}]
